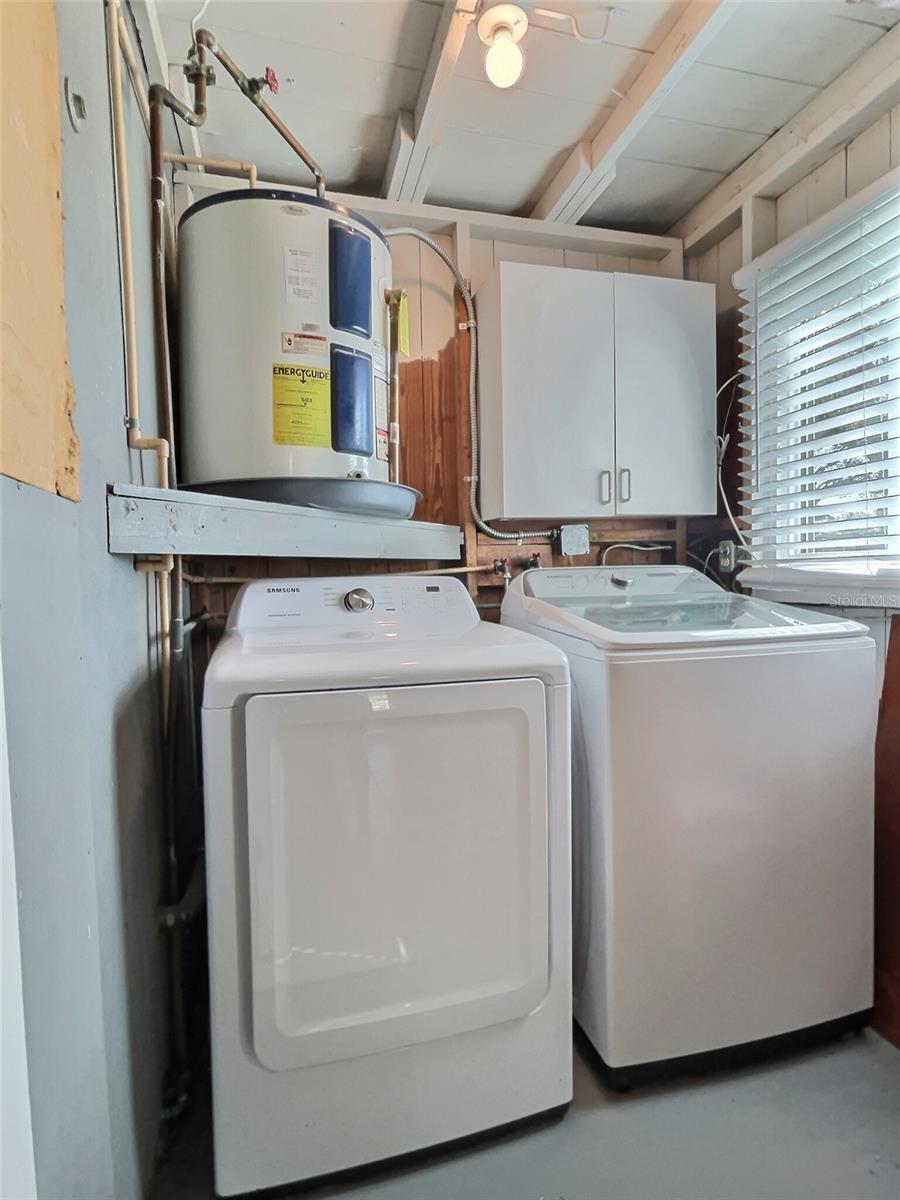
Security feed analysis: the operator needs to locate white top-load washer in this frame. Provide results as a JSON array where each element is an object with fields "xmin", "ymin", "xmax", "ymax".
[
  {"xmin": 502, "ymin": 566, "xmax": 876, "ymax": 1086},
  {"xmin": 202, "ymin": 576, "xmax": 571, "ymax": 1195}
]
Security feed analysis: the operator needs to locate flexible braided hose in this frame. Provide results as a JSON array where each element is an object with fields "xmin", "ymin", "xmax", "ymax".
[{"xmin": 384, "ymin": 228, "xmax": 557, "ymax": 542}]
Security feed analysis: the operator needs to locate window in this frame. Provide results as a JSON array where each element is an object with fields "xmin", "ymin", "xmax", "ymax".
[{"xmin": 736, "ymin": 175, "xmax": 900, "ymax": 567}]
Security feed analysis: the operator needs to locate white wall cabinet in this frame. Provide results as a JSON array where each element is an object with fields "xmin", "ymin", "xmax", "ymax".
[{"xmin": 476, "ymin": 262, "xmax": 716, "ymax": 520}]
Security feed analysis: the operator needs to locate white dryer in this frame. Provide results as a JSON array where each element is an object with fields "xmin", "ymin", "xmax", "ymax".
[
  {"xmin": 202, "ymin": 575, "xmax": 571, "ymax": 1195},
  {"xmin": 502, "ymin": 566, "xmax": 876, "ymax": 1087}
]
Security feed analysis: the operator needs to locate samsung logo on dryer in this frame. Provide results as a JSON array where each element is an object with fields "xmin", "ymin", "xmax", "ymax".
[{"xmin": 267, "ymin": 586, "xmax": 302, "ymax": 594}]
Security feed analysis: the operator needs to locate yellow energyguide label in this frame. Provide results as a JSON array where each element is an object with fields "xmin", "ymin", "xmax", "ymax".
[{"xmin": 272, "ymin": 362, "xmax": 331, "ymax": 447}]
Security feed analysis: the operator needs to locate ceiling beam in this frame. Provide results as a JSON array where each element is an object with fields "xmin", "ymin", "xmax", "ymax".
[
  {"xmin": 669, "ymin": 24, "xmax": 900, "ymax": 255},
  {"xmin": 383, "ymin": 0, "xmax": 477, "ymax": 204},
  {"xmin": 531, "ymin": 0, "xmax": 743, "ymax": 224}
]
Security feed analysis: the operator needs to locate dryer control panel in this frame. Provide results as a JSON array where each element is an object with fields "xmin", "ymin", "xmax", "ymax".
[{"xmin": 227, "ymin": 575, "xmax": 479, "ymax": 636}]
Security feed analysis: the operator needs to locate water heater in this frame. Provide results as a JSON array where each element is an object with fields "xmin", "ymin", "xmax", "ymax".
[{"xmin": 178, "ymin": 190, "xmax": 416, "ymax": 517}]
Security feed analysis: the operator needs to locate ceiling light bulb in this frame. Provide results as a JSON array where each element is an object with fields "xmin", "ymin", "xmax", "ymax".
[{"xmin": 485, "ymin": 26, "xmax": 524, "ymax": 88}]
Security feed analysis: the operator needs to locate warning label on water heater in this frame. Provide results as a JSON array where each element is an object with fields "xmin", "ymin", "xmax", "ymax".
[{"xmin": 272, "ymin": 363, "xmax": 331, "ymax": 447}]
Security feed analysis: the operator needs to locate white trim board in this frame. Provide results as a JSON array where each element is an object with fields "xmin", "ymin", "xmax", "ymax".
[{"xmin": 171, "ymin": 170, "xmax": 684, "ymax": 280}]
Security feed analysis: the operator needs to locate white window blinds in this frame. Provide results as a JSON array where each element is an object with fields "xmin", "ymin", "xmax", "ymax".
[{"xmin": 736, "ymin": 174, "xmax": 900, "ymax": 565}]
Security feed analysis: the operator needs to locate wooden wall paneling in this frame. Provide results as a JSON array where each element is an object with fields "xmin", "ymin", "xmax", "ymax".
[
  {"xmin": 806, "ymin": 150, "xmax": 847, "ymax": 223},
  {"xmin": 595, "ymin": 254, "xmax": 632, "ymax": 273},
  {"xmin": 492, "ymin": 241, "xmax": 565, "ymax": 268},
  {"xmin": 715, "ymin": 229, "xmax": 742, "ymax": 314},
  {"xmin": 874, "ymin": 614, "xmax": 900, "ymax": 1049},
  {"xmin": 392, "ymin": 234, "xmax": 427, "ymax": 516},
  {"xmin": 776, "ymin": 176, "xmax": 809, "ymax": 242},
  {"xmin": 563, "ymin": 250, "xmax": 599, "ymax": 270},
  {"xmin": 469, "ymin": 238, "xmax": 495, "ymax": 293},
  {"xmin": 741, "ymin": 196, "xmax": 777, "ymax": 265},
  {"xmin": 846, "ymin": 111, "xmax": 893, "ymax": 196},
  {"xmin": 418, "ymin": 232, "xmax": 459, "ymax": 528},
  {"xmin": 694, "ymin": 241, "xmax": 719, "ymax": 290},
  {"xmin": 626, "ymin": 257, "xmax": 660, "ymax": 277}
]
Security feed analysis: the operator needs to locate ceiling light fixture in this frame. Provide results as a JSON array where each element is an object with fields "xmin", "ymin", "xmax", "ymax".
[{"xmin": 477, "ymin": 3, "xmax": 528, "ymax": 89}]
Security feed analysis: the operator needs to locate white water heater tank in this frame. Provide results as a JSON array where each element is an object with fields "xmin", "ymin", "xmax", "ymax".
[{"xmin": 178, "ymin": 190, "xmax": 412, "ymax": 515}]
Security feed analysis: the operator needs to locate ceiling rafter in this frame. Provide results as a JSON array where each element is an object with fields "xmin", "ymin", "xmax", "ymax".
[
  {"xmin": 383, "ymin": 0, "xmax": 478, "ymax": 204},
  {"xmin": 531, "ymin": 0, "xmax": 744, "ymax": 224}
]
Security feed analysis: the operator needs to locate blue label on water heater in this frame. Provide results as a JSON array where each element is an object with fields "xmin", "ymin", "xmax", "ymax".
[
  {"xmin": 330, "ymin": 345, "xmax": 374, "ymax": 457},
  {"xmin": 329, "ymin": 220, "xmax": 372, "ymax": 338}
]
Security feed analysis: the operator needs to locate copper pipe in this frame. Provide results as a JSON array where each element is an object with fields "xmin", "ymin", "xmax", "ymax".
[
  {"xmin": 115, "ymin": 11, "xmax": 178, "ymax": 287},
  {"xmin": 149, "ymin": 102, "xmax": 177, "ymax": 488},
  {"xmin": 194, "ymin": 29, "xmax": 325, "ymax": 197}
]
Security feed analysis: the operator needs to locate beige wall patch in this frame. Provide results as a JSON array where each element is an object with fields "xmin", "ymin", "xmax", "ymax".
[{"xmin": 1, "ymin": 0, "xmax": 79, "ymax": 501}]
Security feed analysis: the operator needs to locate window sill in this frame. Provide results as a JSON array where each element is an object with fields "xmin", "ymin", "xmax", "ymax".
[{"xmin": 737, "ymin": 564, "xmax": 900, "ymax": 610}]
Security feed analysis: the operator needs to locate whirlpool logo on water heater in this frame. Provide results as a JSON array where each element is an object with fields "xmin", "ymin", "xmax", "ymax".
[{"xmin": 272, "ymin": 365, "xmax": 329, "ymax": 384}]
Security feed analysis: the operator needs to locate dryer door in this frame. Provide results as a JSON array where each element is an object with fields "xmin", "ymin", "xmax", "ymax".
[{"xmin": 244, "ymin": 677, "xmax": 550, "ymax": 1069}]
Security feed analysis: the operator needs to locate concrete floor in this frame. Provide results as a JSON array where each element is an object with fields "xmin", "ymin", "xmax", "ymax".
[{"xmin": 152, "ymin": 1032, "xmax": 900, "ymax": 1200}]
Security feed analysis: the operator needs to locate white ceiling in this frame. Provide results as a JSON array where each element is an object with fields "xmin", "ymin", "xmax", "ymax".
[{"xmin": 152, "ymin": 0, "xmax": 900, "ymax": 233}]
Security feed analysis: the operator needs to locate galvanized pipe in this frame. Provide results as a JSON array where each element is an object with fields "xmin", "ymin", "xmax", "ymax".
[{"xmin": 194, "ymin": 29, "xmax": 326, "ymax": 197}]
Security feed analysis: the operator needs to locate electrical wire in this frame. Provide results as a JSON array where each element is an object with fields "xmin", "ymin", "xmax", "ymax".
[
  {"xmin": 531, "ymin": 7, "xmax": 625, "ymax": 97},
  {"xmin": 713, "ymin": 369, "xmax": 753, "ymax": 552},
  {"xmin": 533, "ymin": 6, "xmax": 615, "ymax": 44},
  {"xmin": 601, "ymin": 542, "xmax": 670, "ymax": 564},
  {"xmin": 382, "ymin": 228, "xmax": 557, "ymax": 543},
  {"xmin": 686, "ymin": 548, "xmax": 724, "ymax": 586},
  {"xmin": 190, "ymin": 0, "xmax": 211, "ymax": 51}
]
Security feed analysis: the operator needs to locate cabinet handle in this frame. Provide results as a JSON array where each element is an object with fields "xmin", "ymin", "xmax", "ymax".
[
  {"xmin": 600, "ymin": 469, "xmax": 612, "ymax": 505},
  {"xmin": 619, "ymin": 467, "xmax": 632, "ymax": 503}
]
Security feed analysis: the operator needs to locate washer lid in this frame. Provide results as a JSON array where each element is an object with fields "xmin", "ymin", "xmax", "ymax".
[
  {"xmin": 203, "ymin": 576, "xmax": 568, "ymax": 706},
  {"xmin": 517, "ymin": 567, "xmax": 868, "ymax": 650}
]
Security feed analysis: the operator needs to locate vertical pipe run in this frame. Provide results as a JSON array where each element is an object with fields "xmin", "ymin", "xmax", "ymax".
[
  {"xmin": 149, "ymin": 100, "xmax": 177, "ymax": 488},
  {"xmin": 106, "ymin": 0, "xmax": 170, "ymax": 482},
  {"xmin": 388, "ymin": 291, "xmax": 402, "ymax": 484}
]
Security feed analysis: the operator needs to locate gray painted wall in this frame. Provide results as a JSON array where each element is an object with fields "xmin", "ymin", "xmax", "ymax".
[{"xmin": 0, "ymin": 2, "xmax": 167, "ymax": 1195}]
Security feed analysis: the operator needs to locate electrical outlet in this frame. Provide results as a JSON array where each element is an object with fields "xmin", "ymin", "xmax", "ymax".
[
  {"xmin": 560, "ymin": 524, "xmax": 590, "ymax": 557},
  {"xmin": 718, "ymin": 539, "xmax": 736, "ymax": 573}
]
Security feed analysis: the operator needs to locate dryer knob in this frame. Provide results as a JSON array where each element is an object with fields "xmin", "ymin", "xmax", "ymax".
[{"xmin": 343, "ymin": 587, "xmax": 375, "ymax": 612}]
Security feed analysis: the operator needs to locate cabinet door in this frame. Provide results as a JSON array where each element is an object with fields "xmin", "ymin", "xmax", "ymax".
[
  {"xmin": 479, "ymin": 262, "xmax": 616, "ymax": 519},
  {"xmin": 613, "ymin": 275, "xmax": 716, "ymax": 516}
]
